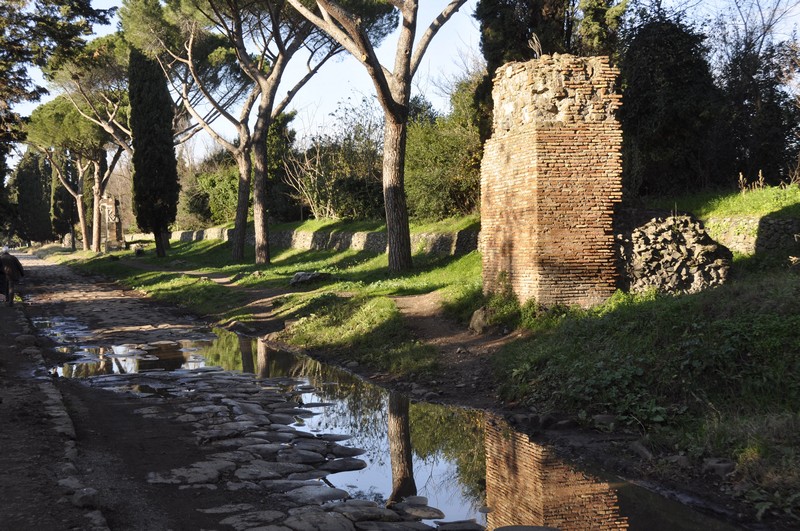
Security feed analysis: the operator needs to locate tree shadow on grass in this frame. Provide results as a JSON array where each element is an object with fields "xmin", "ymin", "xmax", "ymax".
[{"xmin": 731, "ymin": 202, "xmax": 800, "ymax": 279}]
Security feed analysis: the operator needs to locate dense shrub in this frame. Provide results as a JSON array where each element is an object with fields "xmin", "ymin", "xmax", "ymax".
[
  {"xmin": 405, "ymin": 70, "xmax": 483, "ymax": 221},
  {"xmin": 197, "ymin": 157, "xmax": 240, "ymax": 225},
  {"xmin": 285, "ymin": 97, "xmax": 384, "ymax": 220}
]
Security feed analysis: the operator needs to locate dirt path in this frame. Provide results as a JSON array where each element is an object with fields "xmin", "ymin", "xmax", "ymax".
[
  {"xmin": 0, "ymin": 254, "xmax": 223, "ymax": 529},
  {"xmin": 0, "ymin": 253, "xmax": 516, "ymax": 530},
  {"xmin": 115, "ymin": 257, "xmax": 518, "ymax": 411},
  {"xmin": 390, "ymin": 292, "xmax": 523, "ymax": 410},
  {"xmin": 116, "ymin": 257, "xmax": 291, "ymax": 335}
]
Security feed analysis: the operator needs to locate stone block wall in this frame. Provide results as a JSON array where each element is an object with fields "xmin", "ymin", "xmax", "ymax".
[
  {"xmin": 480, "ymin": 55, "xmax": 623, "ymax": 307},
  {"xmin": 127, "ymin": 227, "xmax": 479, "ymax": 257},
  {"xmin": 484, "ymin": 418, "xmax": 628, "ymax": 530}
]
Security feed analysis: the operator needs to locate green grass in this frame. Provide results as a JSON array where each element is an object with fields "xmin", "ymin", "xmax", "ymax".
[
  {"xmin": 36, "ymin": 234, "xmax": 482, "ymax": 377},
  {"xmin": 275, "ymin": 293, "xmax": 439, "ymax": 375},
  {"xmin": 36, "ymin": 210, "xmax": 800, "ymax": 521},
  {"xmin": 494, "ymin": 269, "xmax": 800, "ymax": 519},
  {"xmin": 645, "ymin": 184, "xmax": 800, "ymax": 219},
  {"xmin": 272, "ymin": 218, "xmax": 387, "ymax": 233},
  {"xmin": 409, "ymin": 213, "xmax": 480, "ymax": 234},
  {"xmin": 41, "ymin": 247, "xmax": 250, "ymax": 317}
]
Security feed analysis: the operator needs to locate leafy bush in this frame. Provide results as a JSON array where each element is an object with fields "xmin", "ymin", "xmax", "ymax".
[
  {"xmin": 285, "ymin": 97, "xmax": 384, "ymax": 220},
  {"xmin": 195, "ymin": 151, "xmax": 241, "ymax": 225},
  {"xmin": 405, "ymin": 70, "xmax": 483, "ymax": 221}
]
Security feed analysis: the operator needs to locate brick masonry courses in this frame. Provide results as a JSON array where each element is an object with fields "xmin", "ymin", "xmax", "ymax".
[
  {"xmin": 480, "ymin": 55, "xmax": 623, "ymax": 308},
  {"xmin": 484, "ymin": 418, "xmax": 628, "ymax": 530}
]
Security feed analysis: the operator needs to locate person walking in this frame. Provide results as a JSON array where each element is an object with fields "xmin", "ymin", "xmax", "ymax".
[{"xmin": 0, "ymin": 247, "xmax": 24, "ymax": 306}]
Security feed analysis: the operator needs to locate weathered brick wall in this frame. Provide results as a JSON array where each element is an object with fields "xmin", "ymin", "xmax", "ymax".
[
  {"xmin": 484, "ymin": 418, "xmax": 628, "ymax": 530},
  {"xmin": 480, "ymin": 55, "xmax": 623, "ymax": 307}
]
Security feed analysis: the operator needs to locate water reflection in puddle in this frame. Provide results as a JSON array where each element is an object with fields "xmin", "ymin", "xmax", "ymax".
[{"xmin": 37, "ymin": 318, "xmax": 739, "ymax": 530}]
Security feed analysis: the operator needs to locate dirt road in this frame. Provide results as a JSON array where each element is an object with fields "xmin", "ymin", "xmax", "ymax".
[{"xmin": 0, "ymin": 254, "xmax": 418, "ymax": 530}]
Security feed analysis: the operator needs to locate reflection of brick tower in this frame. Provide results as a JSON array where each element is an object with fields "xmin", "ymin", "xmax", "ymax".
[
  {"xmin": 484, "ymin": 417, "xmax": 627, "ymax": 530},
  {"xmin": 480, "ymin": 55, "xmax": 623, "ymax": 308}
]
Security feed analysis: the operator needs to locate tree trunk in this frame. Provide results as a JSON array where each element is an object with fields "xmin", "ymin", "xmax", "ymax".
[
  {"xmin": 92, "ymin": 184, "xmax": 102, "ymax": 253},
  {"xmin": 75, "ymin": 194, "xmax": 89, "ymax": 251},
  {"xmin": 387, "ymin": 392, "xmax": 416, "ymax": 504},
  {"xmin": 153, "ymin": 229, "xmax": 166, "ymax": 257},
  {"xmin": 383, "ymin": 117, "xmax": 413, "ymax": 272},
  {"xmin": 252, "ymin": 130, "xmax": 271, "ymax": 265},
  {"xmin": 231, "ymin": 153, "xmax": 252, "ymax": 262},
  {"xmin": 239, "ymin": 334, "xmax": 255, "ymax": 374},
  {"xmin": 91, "ymin": 158, "xmax": 110, "ymax": 253},
  {"xmin": 256, "ymin": 340, "xmax": 270, "ymax": 379}
]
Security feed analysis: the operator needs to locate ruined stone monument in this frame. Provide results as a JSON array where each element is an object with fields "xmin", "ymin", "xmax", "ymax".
[
  {"xmin": 99, "ymin": 195, "xmax": 124, "ymax": 251},
  {"xmin": 480, "ymin": 55, "xmax": 623, "ymax": 308}
]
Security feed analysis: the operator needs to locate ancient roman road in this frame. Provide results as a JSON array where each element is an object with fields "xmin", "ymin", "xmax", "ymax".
[{"xmin": 1, "ymin": 253, "xmax": 465, "ymax": 531}]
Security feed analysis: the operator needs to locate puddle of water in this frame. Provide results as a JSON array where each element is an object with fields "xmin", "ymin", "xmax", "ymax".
[
  {"xmin": 32, "ymin": 316, "xmax": 92, "ymax": 346},
  {"xmin": 40, "ymin": 320, "xmax": 742, "ymax": 530},
  {"xmin": 34, "ymin": 316, "xmax": 211, "ymax": 377}
]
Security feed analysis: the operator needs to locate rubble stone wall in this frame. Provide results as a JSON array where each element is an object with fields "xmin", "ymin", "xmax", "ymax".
[
  {"xmin": 703, "ymin": 216, "xmax": 800, "ymax": 255},
  {"xmin": 617, "ymin": 216, "xmax": 733, "ymax": 295},
  {"xmin": 480, "ymin": 55, "xmax": 623, "ymax": 308}
]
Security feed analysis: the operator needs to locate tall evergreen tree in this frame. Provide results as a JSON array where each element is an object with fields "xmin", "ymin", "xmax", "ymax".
[
  {"xmin": 0, "ymin": 0, "xmax": 113, "ymax": 177},
  {"xmin": 128, "ymin": 47, "xmax": 180, "ymax": 258},
  {"xmin": 619, "ymin": 17, "xmax": 723, "ymax": 196},
  {"xmin": 26, "ymin": 96, "xmax": 107, "ymax": 250},
  {"xmin": 716, "ymin": 33, "xmax": 799, "ymax": 184},
  {"xmin": 0, "ymin": 143, "xmax": 15, "ymax": 238},
  {"xmin": 7, "ymin": 150, "xmax": 53, "ymax": 242}
]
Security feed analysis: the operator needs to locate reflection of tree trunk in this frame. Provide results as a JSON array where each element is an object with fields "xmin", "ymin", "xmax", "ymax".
[
  {"xmin": 387, "ymin": 392, "xmax": 416, "ymax": 504},
  {"xmin": 239, "ymin": 335, "xmax": 254, "ymax": 374},
  {"xmin": 256, "ymin": 340, "xmax": 270, "ymax": 379}
]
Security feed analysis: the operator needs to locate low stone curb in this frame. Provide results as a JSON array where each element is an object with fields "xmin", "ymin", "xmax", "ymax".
[{"xmin": 12, "ymin": 306, "xmax": 111, "ymax": 531}]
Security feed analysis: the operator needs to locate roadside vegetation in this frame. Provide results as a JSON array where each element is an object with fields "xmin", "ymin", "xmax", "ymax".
[
  {"xmin": 39, "ymin": 216, "xmax": 482, "ymax": 376},
  {"xmin": 36, "ymin": 184, "xmax": 800, "ymax": 523}
]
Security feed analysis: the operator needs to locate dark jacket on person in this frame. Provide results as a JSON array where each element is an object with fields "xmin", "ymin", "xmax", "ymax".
[{"xmin": 0, "ymin": 252, "xmax": 24, "ymax": 281}]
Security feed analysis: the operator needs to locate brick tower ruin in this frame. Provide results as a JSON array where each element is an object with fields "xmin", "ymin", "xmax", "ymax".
[{"xmin": 480, "ymin": 55, "xmax": 623, "ymax": 308}]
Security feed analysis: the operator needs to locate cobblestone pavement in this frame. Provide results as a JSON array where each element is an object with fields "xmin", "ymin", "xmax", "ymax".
[{"xmin": 0, "ymin": 253, "xmax": 481, "ymax": 531}]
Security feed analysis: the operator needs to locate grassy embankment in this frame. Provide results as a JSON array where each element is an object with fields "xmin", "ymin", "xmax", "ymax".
[
  {"xmin": 40, "ymin": 214, "xmax": 482, "ymax": 376},
  {"xmin": 39, "ymin": 188, "xmax": 800, "ymax": 521},
  {"xmin": 493, "ymin": 186, "xmax": 800, "ymax": 522}
]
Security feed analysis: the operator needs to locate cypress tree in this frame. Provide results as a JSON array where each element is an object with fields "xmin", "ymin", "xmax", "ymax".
[
  {"xmin": 9, "ymin": 150, "xmax": 53, "ymax": 242},
  {"xmin": 128, "ymin": 47, "xmax": 179, "ymax": 257}
]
